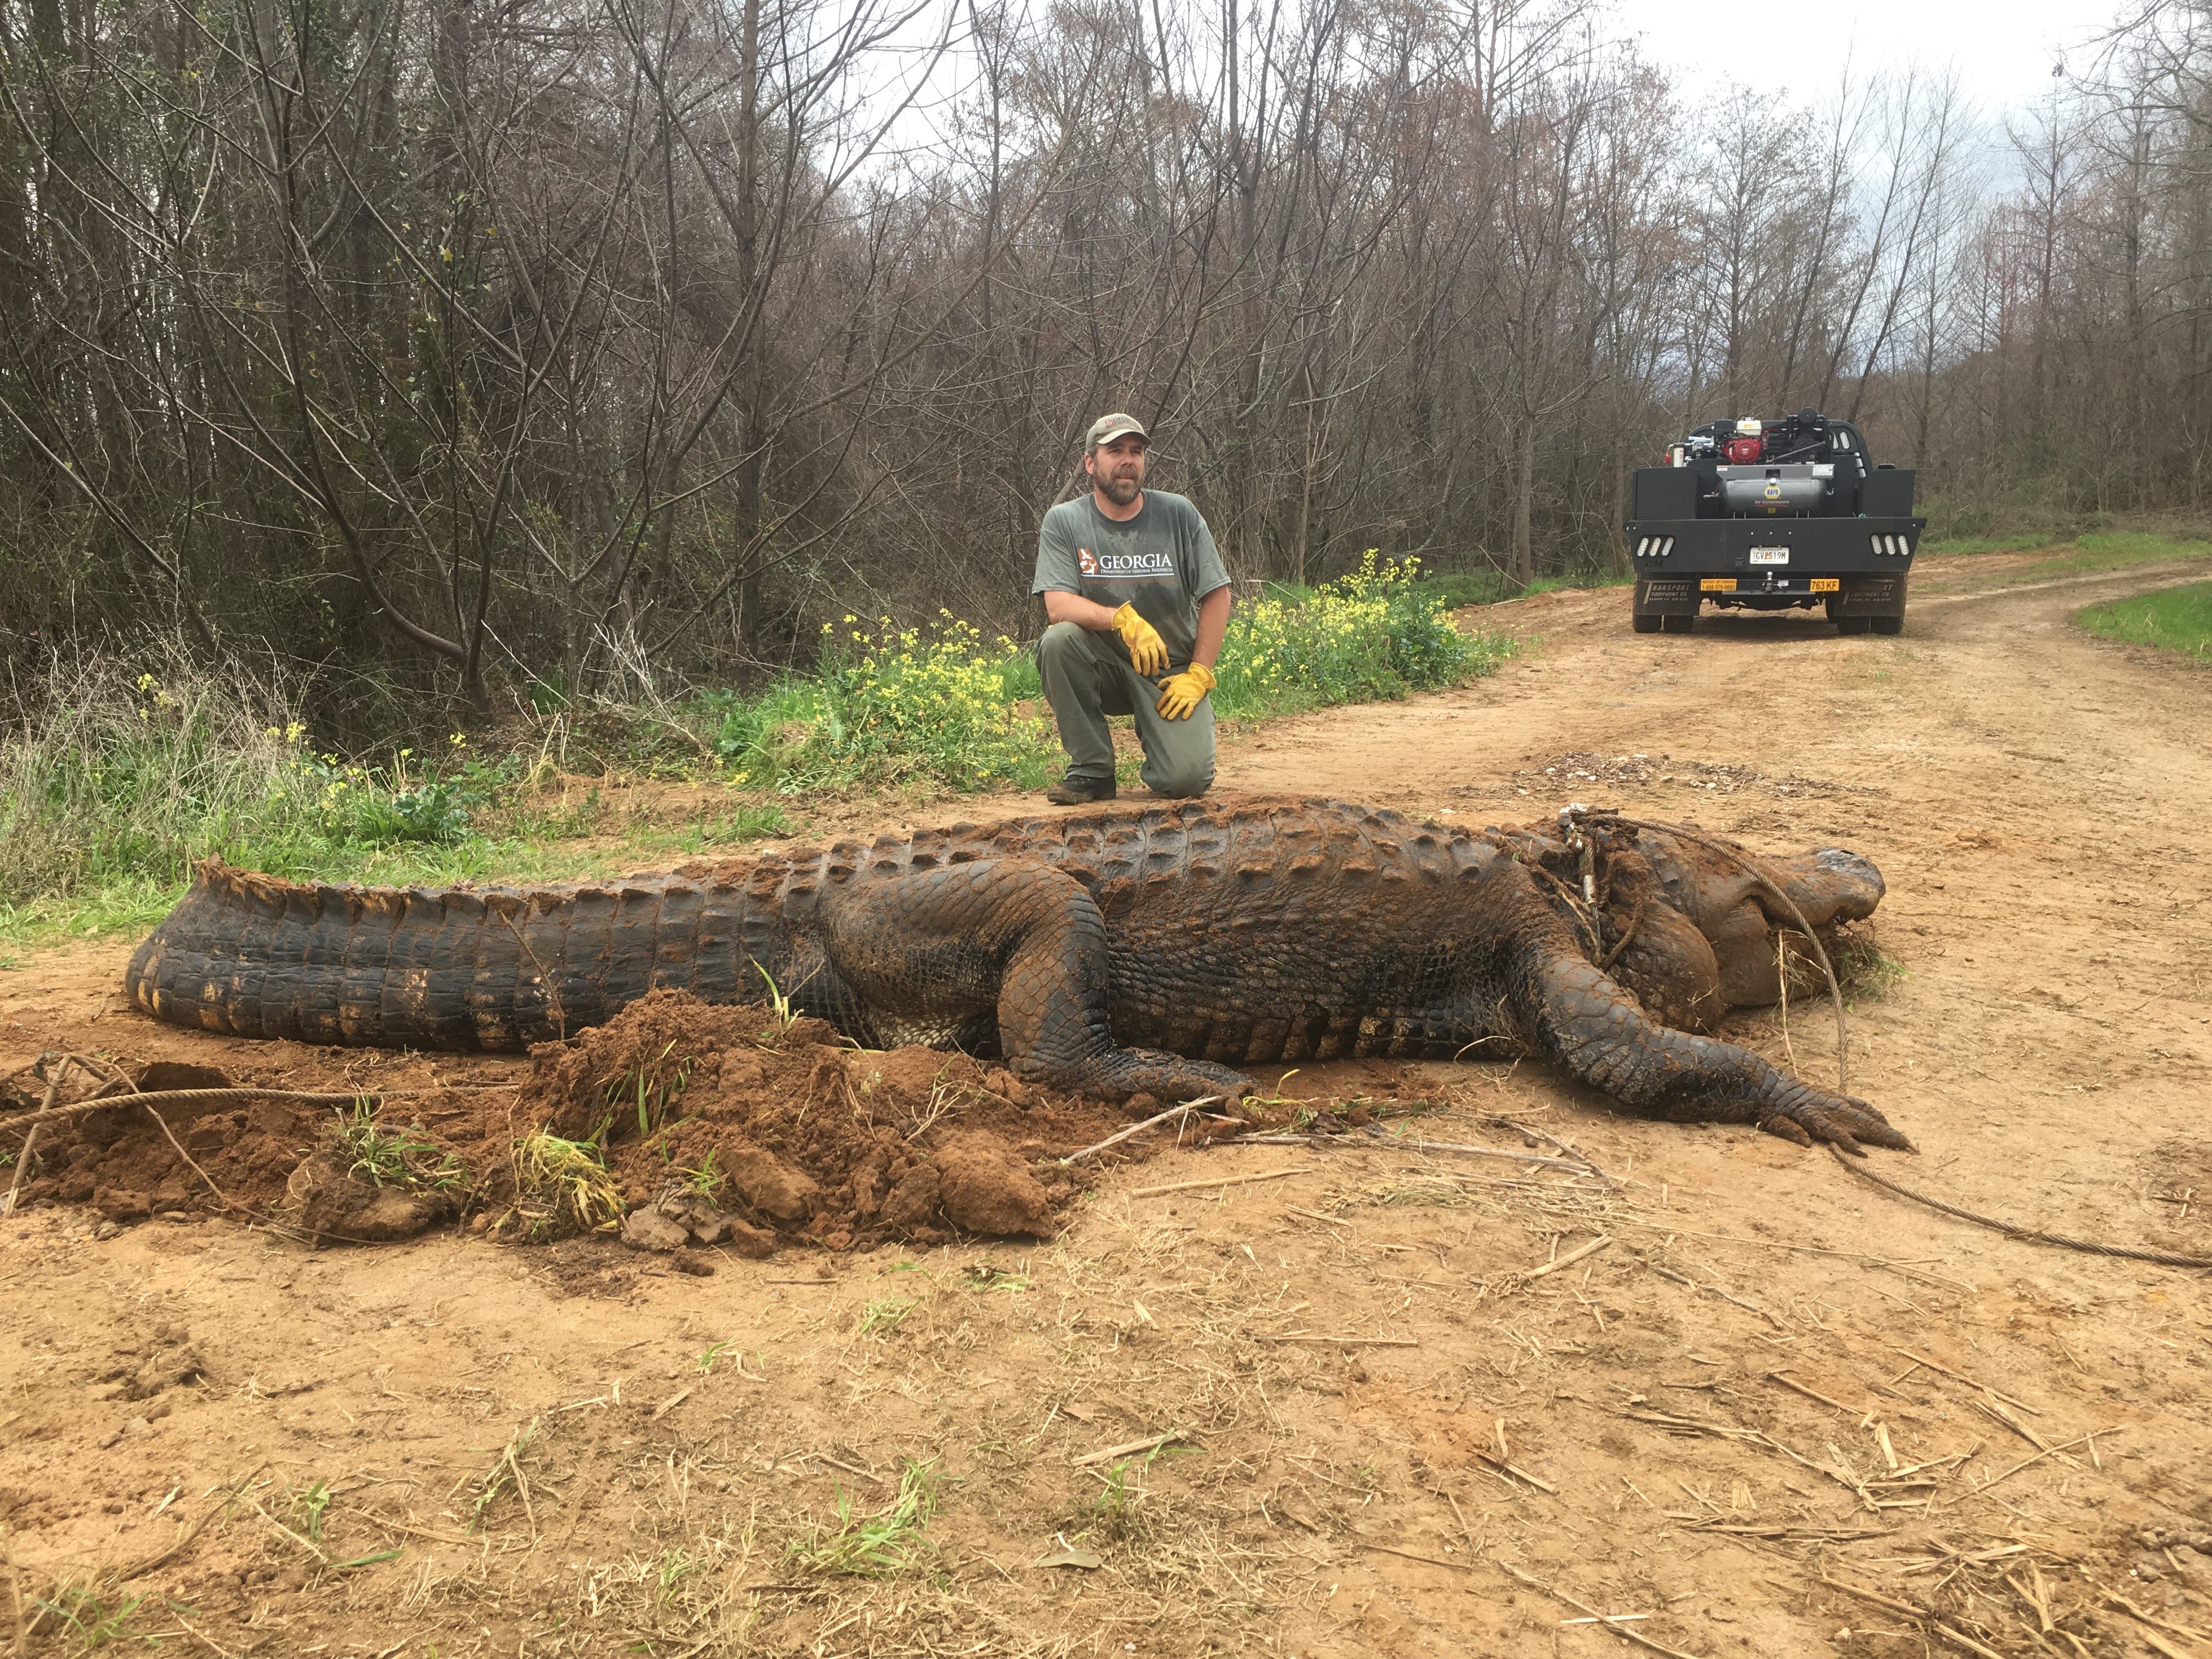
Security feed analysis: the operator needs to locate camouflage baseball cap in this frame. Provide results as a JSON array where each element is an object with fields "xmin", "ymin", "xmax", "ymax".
[{"xmin": 1085, "ymin": 411, "xmax": 1148, "ymax": 450}]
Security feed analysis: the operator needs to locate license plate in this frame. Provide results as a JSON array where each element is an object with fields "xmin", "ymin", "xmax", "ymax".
[
  {"xmin": 1701, "ymin": 579, "xmax": 1736, "ymax": 592},
  {"xmin": 1749, "ymin": 547, "xmax": 1789, "ymax": 565},
  {"xmin": 1810, "ymin": 578, "xmax": 1840, "ymax": 593}
]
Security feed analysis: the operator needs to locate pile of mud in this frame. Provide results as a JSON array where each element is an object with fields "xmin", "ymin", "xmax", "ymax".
[
  {"xmin": 488, "ymin": 991, "xmax": 1175, "ymax": 1253},
  {"xmin": 1, "ymin": 994, "xmax": 1248, "ymax": 1254}
]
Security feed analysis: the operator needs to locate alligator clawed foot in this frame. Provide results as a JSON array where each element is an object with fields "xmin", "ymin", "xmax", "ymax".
[
  {"xmin": 1112, "ymin": 1051, "xmax": 1253, "ymax": 1108},
  {"xmin": 1758, "ymin": 1088, "xmax": 1914, "ymax": 1156}
]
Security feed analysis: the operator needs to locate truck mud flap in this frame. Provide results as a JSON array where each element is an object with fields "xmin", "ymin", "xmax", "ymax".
[
  {"xmin": 1831, "ymin": 576, "xmax": 1906, "ymax": 616},
  {"xmin": 1634, "ymin": 577, "xmax": 1698, "ymax": 616}
]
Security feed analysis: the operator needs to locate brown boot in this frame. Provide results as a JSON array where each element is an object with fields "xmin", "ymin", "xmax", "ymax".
[{"xmin": 1044, "ymin": 774, "xmax": 1116, "ymax": 806}]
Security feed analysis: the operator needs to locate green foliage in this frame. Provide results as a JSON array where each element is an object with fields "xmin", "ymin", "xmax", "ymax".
[
  {"xmin": 859, "ymin": 1296, "xmax": 916, "ymax": 1335},
  {"xmin": 1211, "ymin": 554, "xmax": 1514, "ymax": 720},
  {"xmin": 1087, "ymin": 1457, "xmax": 1148, "ymax": 1541},
  {"xmin": 336, "ymin": 1102, "xmax": 467, "ymax": 1190},
  {"xmin": 607, "ymin": 1040, "xmax": 695, "ymax": 1138},
  {"xmin": 654, "ymin": 1548, "xmax": 700, "ymax": 1605},
  {"xmin": 2075, "ymin": 579, "xmax": 2212, "ymax": 661},
  {"xmin": 696, "ymin": 1338, "xmax": 738, "ymax": 1374},
  {"xmin": 0, "ymin": 655, "xmax": 488, "ymax": 921},
  {"xmin": 703, "ymin": 613, "xmax": 1056, "ymax": 793},
  {"xmin": 470, "ymin": 1417, "xmax": 540, "ymax": 1531},
  {"xmin": 1833, "ymin": 932, "xmax": 1910, "ymax": 1002},
  {"xmin": 289, "ymin": 1479, "xmax": 334, "ymax": 1544},
  {"xmin": 786, "ymin": 1459, "xmax": 945, "ymax": 1576},
  {"xmin": 28, "ymin": 1585, "xmax": 156, "ymax": 1650}
]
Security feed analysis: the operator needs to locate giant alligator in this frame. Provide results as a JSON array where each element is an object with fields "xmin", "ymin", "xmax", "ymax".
[{"xmin": 126, "ymin": 797, "xmax": 1910, "ymax": 1152}]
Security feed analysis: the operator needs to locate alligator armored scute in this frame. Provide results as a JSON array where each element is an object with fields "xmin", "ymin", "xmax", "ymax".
[{"xmin": 127, "ymin": 797, "xmax": 1910, "ymax": 1152}]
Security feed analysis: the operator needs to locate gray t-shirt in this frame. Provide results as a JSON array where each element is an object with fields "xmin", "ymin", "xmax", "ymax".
[{"xmin": 1031, "ymin": 489, "xmax": 1231, "ymax": 674}]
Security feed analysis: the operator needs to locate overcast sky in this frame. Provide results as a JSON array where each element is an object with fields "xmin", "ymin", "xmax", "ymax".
[{"xmin": 1603, "ymin": 0, "xmax": 2124, "ymax": 120}]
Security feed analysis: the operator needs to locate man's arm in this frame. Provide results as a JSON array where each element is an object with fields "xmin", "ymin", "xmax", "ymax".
[
  {"xmin": 1042, "ymin": 590, "xmax": 1122, "ymax": 631},
  {"xmin": 1193, "ymin": 584, "xmax": 1232, "ymax": 668}
]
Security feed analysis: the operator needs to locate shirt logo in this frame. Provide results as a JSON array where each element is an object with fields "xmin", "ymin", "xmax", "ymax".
[{"xmin": 1076, "ymin": 547, "xmax": 1173, "ymax": 579}]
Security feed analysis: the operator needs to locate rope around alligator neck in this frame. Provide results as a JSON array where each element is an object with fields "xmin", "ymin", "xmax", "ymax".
[{"xmin": 1568, "ymin": 808, "xmax": 2212, "ymax": 1272}]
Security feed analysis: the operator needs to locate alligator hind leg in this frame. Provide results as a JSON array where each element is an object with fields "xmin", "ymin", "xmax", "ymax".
[{"xmin": 817, "ymin": 858, "xmax": 1249, "ymax": 1103}]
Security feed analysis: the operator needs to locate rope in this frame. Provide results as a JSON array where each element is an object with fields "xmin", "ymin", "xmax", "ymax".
[
  {"xmin": 0, "ymin": 1085, "xmax": 509, "ymax": 1136},
  {"xmin": 1596, "ymin": 893, "xmax": 1650, "ymax": 973},
  {"xmin": 1829, "ymin": 1146, "xmax": 2212, "ymax": 1269}
]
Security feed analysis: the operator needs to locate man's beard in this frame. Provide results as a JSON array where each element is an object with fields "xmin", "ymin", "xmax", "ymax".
[{"xmin": 1097, "ymin": 472, "xmax": 1141, "ymax": 506}]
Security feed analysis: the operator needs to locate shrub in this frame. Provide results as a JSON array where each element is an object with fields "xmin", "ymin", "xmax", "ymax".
[
  {"xmin": 707, "ymin": 613, "xmax": 1054, "ymax": 793},
  {"xmin": 1213, "ymin": 553, "xmax": 1512, "ymax": 719}
]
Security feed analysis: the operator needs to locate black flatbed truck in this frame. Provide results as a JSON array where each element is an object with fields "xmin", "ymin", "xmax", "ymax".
[{"xmin": 1625, "ymin": 409, "xmax": 1926, "ymax": 635}]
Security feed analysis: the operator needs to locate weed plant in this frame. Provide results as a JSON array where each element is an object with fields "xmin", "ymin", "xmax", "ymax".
[
  {"xmin": 471, "ymin": 1417, "xmax": 541, "ymax": 1531},
  {"xmin": 289, "ymin": 1479, "xmax": 334, "ymax": 1543},
  {"xmin": 1212, "ymin": 554, "xmax": 1514, "ymax": 719},
  {"xmin": 859, "ymin": 1296, "xmax": 915, "ymax": 1335},
  {"xmin": 703, "ymin": 612, "xmax": 1056, "ymax": 793},
  {"xmin": 1833, "ymin": 930, "xmax": 1910, "ymax": 1001},
  {"xmin": 26, "ymin": 1585, "xmax": 153, "ymax": 1649},
  {"xmin": 607, "ymin": 1039, "xmax": 695, "ymax": 1138},
  {"xmin": 507, "ymin": 1132, "xmax": 624, "ymax": 1238},
  {"xmin": 335, "ymin": 1102, "xmax": 467, "ymax": 1190},
  {"xmin": 786, "ymin": 1459, "xmax": 945, "ymax": 1576}
]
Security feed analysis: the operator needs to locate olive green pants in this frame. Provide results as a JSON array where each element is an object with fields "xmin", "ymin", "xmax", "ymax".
[{"xmin": 1036, "ymin": 621, "xmax": 1215, "ymax": 798}]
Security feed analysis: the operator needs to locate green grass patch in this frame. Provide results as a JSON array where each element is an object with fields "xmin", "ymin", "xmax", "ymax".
[
  {"xmin": 1915, "ymin": 534, "xmax": 2036, "ymax": 558},
  {"xmin": 1920, "ymin": 529, "xmax": 2212, "ymax": 580},
  {"xmin": 1833, "ymin": 932, "xmax": 1910, "ymax": 1002},
  {"xmin": 2074, "ymin": 580, "xmax": 2212, "ymax": 663},
  {"xmin": 27, "ymin": 1584, "xmax": 160, "ymax": 1649}
]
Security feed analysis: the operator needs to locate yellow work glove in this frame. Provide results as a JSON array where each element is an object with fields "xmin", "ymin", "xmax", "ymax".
[
  {"xmin": 1154, "ymin": 661, "xmax": 1215, "ymax": 721},
  {"xmin": 1111, "ymin": 603, "xmax": 1170, "ymax": 677}
]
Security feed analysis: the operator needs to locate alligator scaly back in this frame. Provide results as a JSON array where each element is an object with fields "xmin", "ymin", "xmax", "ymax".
[{"xmin": 125, "ymin": 797, "xmax": 1909, "ymax": 1150}]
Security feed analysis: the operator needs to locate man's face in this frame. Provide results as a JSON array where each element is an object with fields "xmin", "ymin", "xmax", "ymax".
[{"xmin": 1086, "ymin": 435, "xmax": 1147, "ymax": 506}]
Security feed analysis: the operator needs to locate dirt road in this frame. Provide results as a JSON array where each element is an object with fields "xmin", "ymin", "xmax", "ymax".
[{"xmin": 3, "ymin": 553, "xmax": 2210, "ymax": 1657}]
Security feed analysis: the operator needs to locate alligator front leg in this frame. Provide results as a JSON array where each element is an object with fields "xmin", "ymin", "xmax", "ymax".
[
  {"xmin": 818, "ymin": 858, "xmax": 1250, "ymax": 1104},
  {"xmin": 1528, "ymin": 954, "xmax": 1911, "ymax": 1154}
]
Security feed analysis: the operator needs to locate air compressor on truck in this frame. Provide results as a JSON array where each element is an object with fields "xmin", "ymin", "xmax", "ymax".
[{"xmin": 1624, "ymin": 409, "xmax": 1924, "ymax": 635}]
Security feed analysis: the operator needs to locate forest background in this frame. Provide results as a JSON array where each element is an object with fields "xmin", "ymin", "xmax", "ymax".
[{"xmin": 4, "ymin": 0, "xmax": 2211, "ymax": 932}]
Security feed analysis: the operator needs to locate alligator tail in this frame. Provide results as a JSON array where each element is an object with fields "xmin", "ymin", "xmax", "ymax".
[{"xmin": 125, "ymin": 861, "xmax": 773, "ymax": 1051}]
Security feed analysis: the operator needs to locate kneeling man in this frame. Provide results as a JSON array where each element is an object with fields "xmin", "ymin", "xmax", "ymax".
[{"xmin": 1032, "ymin": 412, "xmax": 1232, "ymax": 804}]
